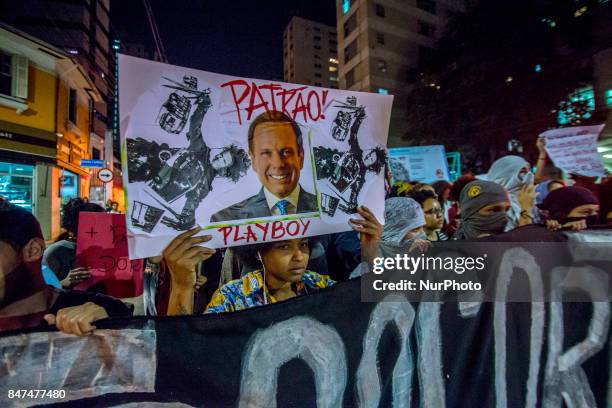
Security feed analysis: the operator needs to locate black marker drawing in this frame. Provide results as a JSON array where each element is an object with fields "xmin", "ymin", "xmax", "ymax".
[
  {"xmin": 131, "ymin": 201, "xmax": 164, "ymax": 233},
  {"xmin": 314, "ymin": 97, "xmax": 386, "ymax": 214},
  {"xmin": 126, "ymin": 75, "xmax": 251, "ymax": 231}
]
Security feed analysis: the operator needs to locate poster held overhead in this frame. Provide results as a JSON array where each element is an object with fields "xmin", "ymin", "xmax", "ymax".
[
  {"xmin": 540, "ymin": 124, "xmax": 606, "ymax": 177},
  {"xmin": 119, "ymin": 55, "xmax": 392, "ymax": 258},
  {"xmin": 388, "ymin": 145, "xmax": 450, "ymax": 183}
]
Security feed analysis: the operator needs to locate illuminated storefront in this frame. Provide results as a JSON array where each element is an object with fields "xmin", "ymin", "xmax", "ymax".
[{"xmin": 0, "ymin": 161, "xmax": 34, "ymax": 211}]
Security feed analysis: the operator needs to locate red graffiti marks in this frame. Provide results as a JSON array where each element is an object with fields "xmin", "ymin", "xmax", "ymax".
[{"xmin": 221, "ymin": 80, "xmax": 329, "ymax": 125}]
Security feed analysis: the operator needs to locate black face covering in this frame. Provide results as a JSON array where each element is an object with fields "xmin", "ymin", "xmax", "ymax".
[
  {"xmin": 1, "ymin": 261, "xmax": 31, "ymax": 308},
  {"xmin": 561, "ymin": 215, "xmax": 599, "ymax": 227}
]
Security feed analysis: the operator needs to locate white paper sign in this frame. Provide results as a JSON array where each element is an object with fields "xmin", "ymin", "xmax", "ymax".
[
  {"xmin": 540, "ymin": 124, "xmax": 606, "ymax": 177},
  {"xmin": 119, "ymin": 55, "xmax": 393, "ymax": 258},
  {"xmin": 388, "ymin": 145, "xmax": 450, "ymax": 183}
]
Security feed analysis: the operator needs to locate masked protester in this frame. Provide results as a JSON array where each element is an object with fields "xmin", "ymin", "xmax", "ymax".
[
  {"xmin": 0, "ymin": 198, "xmax": 132, "ymax": 333},
  {"xmin": 453, "ymin": 180, "xmax": 512, "ymax": 240},
  {"xmin": 487, "ymin": 155, "xmax": 537, "ymax": 230},
  {"xmin": 539, "ymin": 186, "xmax": 600, "ymax": 231},
  {"xmin": 446, "ymin": 174, "xmax": 476, "ymax": 237},
  {"xmin": 347, "ymin": 197, "xmax": 427, "ymax": 279}
]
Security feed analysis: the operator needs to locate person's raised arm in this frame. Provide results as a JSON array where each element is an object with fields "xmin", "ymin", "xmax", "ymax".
[
  {"xmin": 349, "ymin": 206, "xmax": 383, "ymax": 264},
  {"xmin": 517, "ymin": 184, "xmax": 537, "ymax": 226},
  {"xmin": 163, "ymin": 227, "xmax": 216, "ymax": 315},
  {"xmin": 535, "ymin": 136, "xmax": 547, "ymax": 185}
]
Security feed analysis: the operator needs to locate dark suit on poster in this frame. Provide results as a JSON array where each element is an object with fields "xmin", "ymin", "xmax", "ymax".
[{"xmin": 210, "ymin": 186, "xmax": 318, "ymax": 222}]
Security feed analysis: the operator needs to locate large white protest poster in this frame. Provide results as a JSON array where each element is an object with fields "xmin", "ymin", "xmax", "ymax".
[
  {"xmin": 540, "ymin": 124, "xmax": 606, "ymax": 177},
  {"xmin": 388, "ymin": 145, "xmax": 450, "ymax": 183},
  {"xmin": 119, "ymin": 55, "xmax": 392, "ymax": 258}
]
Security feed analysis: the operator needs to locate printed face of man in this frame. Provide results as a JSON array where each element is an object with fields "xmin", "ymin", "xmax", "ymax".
[
  {"xmin": 211, "ymin": 150, "xmax": 234, "ymax": 170},
  {"xmin": 250, "ymin": 122, "xmax": 304, "ymax": 198}
]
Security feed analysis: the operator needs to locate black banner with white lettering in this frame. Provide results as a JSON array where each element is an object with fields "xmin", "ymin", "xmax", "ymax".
[{"xmin": 1, "ymin": 230, "xmax": 611, "ymax": 407}]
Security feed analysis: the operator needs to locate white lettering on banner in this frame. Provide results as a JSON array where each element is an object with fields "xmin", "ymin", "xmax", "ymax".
[
  {"xmin": 416, "ymin": 302, "xmax": 446, "ymax": 407},
  {"xmin": 540, "ymin": 124, "xmax": 606, "ymax": 177},
  {"xmin": 494, "ymin": 248, "xmax": 545, "ymax": 408},
  {"xmin": 544, "ymin": 266, "xmax": 610, "ymax": 407},
  {"xmin": 2, "ymin": 242, "xmax": 611, "ymax": 406},
  {"xmin": 356, "ymin": 295, "xmax": 415, "ymax": 408},
  {"xmin": 238, "ymin": 316, "xmax": 347, "ymax": 408}
]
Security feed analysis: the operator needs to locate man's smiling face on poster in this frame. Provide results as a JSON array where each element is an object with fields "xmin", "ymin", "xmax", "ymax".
[{"xmin": 249, "ymin": 121, "xmax": 304, "ymax": 198}]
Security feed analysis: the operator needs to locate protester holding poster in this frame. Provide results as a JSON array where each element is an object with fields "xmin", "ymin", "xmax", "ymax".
[
  {"xmin": 164, "ymin": 206, "xmax": 383, "ymax": 315},
  {"xmin": 486, "ymin": 155, "xmax": 538, "ymax": 231},
  {"xmin": 43, "ymin": 198, "xmax": 105, "ymax": 288},
  {"xmin": 119, "ymin": 55, "xmax": 392, "ymax": 258}
]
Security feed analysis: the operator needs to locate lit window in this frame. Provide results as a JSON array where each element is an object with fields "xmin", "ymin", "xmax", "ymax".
[
  {"xmin": 329, "ymin": 57, "xmax": 339, "ymax": 64},
  {"xmin": 574, "ymin": 6, "xmax": 587, "ymax": 17},
  {"xmin": 605, "ymin": 89, "xmax": 612, "ymax": 107},
  {"xmin": 330, "ymin": 76, "xmax": 338, "ymax": 81},
  {"xmin": 329, "ymin": 66, "xmax": 338, "ymax": 72},
  {"xmin": 377, "ymin": 60, "xmax": 387, "ymax": 73},
  {"xmin": 558, "ymin": 85, "xmax": 595, "ymax": 125},
  {"xmin": 378, "ymin": 88, "xmax": 389, "ymax": 94},
  {"xmin": 535, "ymin": 64, "xmax": 542, "ymax": 73},
  {"xmin": 343, "ymin": 0, "xmax": 350, "ymax": 14}
]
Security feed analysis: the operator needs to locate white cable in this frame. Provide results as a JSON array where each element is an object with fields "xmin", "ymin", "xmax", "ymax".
[{"xmin": 257, "ymin": 251, "xmax": 267, "ymax": 305}]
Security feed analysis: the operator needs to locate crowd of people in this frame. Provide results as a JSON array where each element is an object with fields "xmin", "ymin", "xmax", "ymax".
[{"xmin": 1, "ymin": 137, "xmax": 611, "ymax": 336}]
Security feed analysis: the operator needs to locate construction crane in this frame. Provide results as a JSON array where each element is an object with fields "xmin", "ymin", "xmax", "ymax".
[{"xmin": 142, "ymin": 0, "xmax": 168, "ymax": 63}]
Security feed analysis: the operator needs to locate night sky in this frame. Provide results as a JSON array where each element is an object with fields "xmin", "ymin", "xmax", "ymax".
[{"xmin": 110, "ymin": 0, "xmax": 336, "ymax": 79}]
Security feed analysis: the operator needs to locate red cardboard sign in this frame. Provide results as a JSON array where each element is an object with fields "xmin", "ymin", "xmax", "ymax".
[{"xmin": 76, "ymin": 212, "xmax": 144, "ymax": 297}]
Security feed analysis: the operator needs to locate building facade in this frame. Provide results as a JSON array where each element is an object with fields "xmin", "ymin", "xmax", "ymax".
[
  {"xmin": 0, "ymin": 0, "xmax": 122, "ymax": 208},
  {"xmin": 283, "ymin": 17, "xmax": 339, "ymax": 89},
  {"xmin": 336, "ymin": 0, "xmax": 466, "ymax": 146},
  {"xmin": 0, "ymin": 24, "xmax": 102, "ymax": 240}
]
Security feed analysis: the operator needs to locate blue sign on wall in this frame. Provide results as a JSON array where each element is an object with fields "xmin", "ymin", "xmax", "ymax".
[{"xmin": 80, "ymin": 159, "xmax": 104, "ymax": 168}]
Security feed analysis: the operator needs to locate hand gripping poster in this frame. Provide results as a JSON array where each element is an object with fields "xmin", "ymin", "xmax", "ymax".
[{"xmin": 119, "ymin": 55, "xmax": 392, "ymax": 258}]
